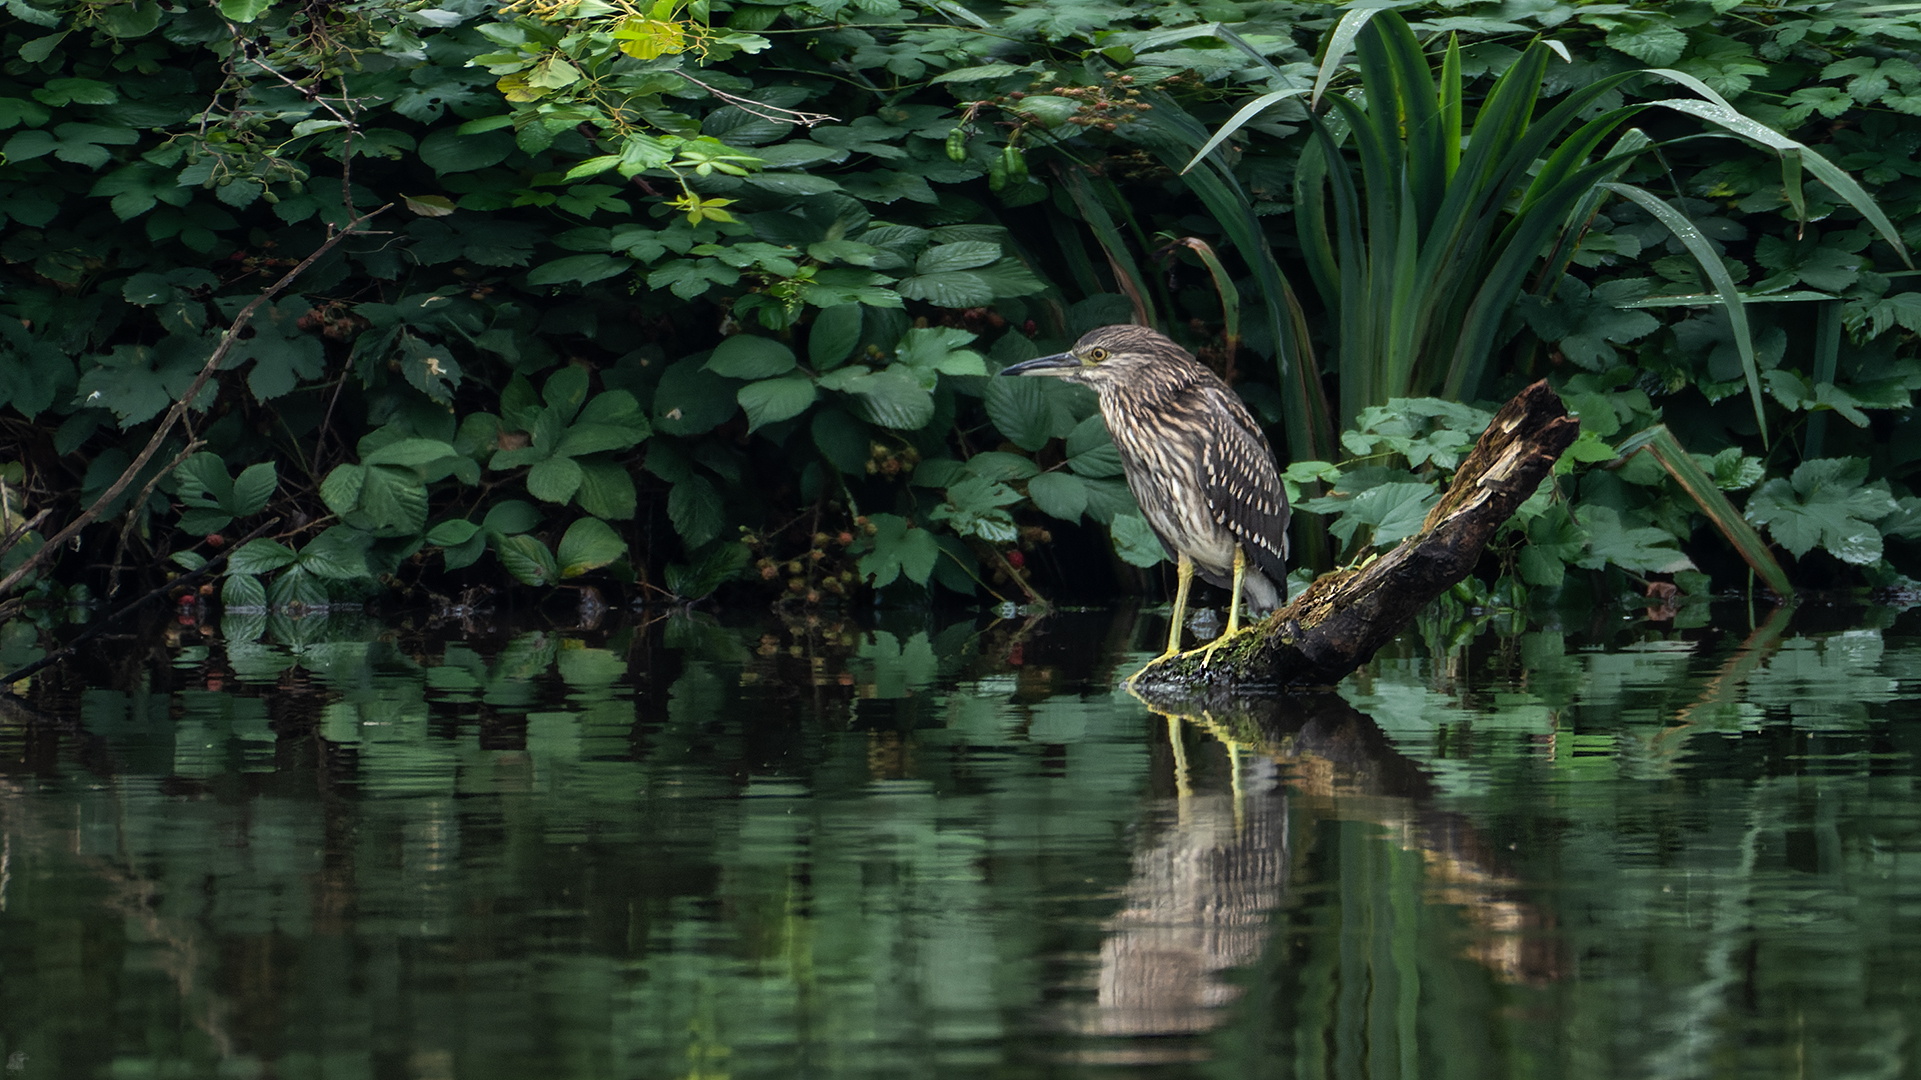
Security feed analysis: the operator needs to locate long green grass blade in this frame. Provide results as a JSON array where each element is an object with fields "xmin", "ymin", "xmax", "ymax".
[
  {"xmin": 1614, "ymin": 425, "xmax": 1793, "ymax": 597},
  {"xmin": 1781, "ymin": 148, "xmax": 1807, "ymax": 227},
  {"xmin": 1171, "ymin": 237, "xmax": 1241, "ymax": 359},
  {"xmin": 1180, "ymin": 88, "xmax": 1313, "ymax": 174},
  {"xmin": 1293, "ymin": 136, "xmax": 1341, "ymax": 309},
  {"xmin": 1539, "ymin": 128, "xmax": 1652, "ymax": 286},
  {"xmin": 1059, "ymin": 167, "xmax": 1157, "ymax": 329},
  {"xmin": 1650, "ymin": 99, "xmax": 1913, "ymax": 267},
  {"xmin": 1604, "ymin": 182, "xmax": 1768, "ymax": 444},
  {"xmin": 1443, "ymin": 156, "xmax": 1633, "ymax": 400},
  {"xmin": 1367, "ymin": 11, "xmax": 1444, "ymax": 230},
  {"xmin": 1805, "ymin": 301, "xmax": 1842, "ymax": 458},
  {"xmin": 1129, "ymin": 22, "xmax": 1288, "ymax": 83},
  {"xmin": 1440, "ymin": 33, "xmax": 1462, "ymax": 181},
  {"xmin": 1643, "ymin": 67, "xmax": 1738, "ymax": 112},
  {"xmin": 1312, "ymin": 8, "xmax": 1381, "ymax": 107}
]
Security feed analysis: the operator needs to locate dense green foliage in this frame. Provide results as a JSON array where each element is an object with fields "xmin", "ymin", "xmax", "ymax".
[{"xmin": 4, "ymin": 0, "xmax": 1921, "ymax": 617}]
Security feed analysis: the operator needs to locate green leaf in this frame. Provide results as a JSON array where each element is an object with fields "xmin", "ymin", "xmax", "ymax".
[
  {"xmin": 1303, "ymin": 481, "xmax": 1438, "ymax": 547},
  {"xmin": 1518, "ymin": 276, "xmax": 1661, "ymax": 370},
  {"xmin": 574, "ymin": 455, "xmax": 638, "ymax": 520},
  {"xmin": 1110, "ymin": 513, "xmax": 1167, "ymax": 568},
  {"xmin": 668, "ymin": 475, "xmax": 724, "ymax": 548},
  {"xmin": 221, "ymin": 573, "xmax": 267, "ymax": 609},
  {"xmin": 175, "ymin": 451, "xmax": 235, "ymax": 509},
  {"xmin": 706, "ymin": 335, "xmax": 797, "ymax": 379},
  {"xmin": 895, "ymin": 271, "xmax": 993, "ymax": 307},
  {"xmin": 323, "ymin": 464, "xmax": 427, "ymax": 537},
  {"xmin": 418, "ymin": 129, "xmax": 514, "ymax": 173},
  {"xmin": 1064, "ymin": 415, "xmax": 1124, "ymax": 478},
  {"xmin": 496, "ymin": 533, "xmax": 559, "ymax": 586},
  {"xmin": 1745, "ymin": 457, "xmax": 1897, "ymax": 565},
  {"xmin": 931, "ymin": 63, "xmax": 1025, "ymax": 83},
  {"xmin": 557, "ymin": 516, "xmax": 627, "ymax": 577},
  {"xmin": 1027, "ymin": 471, "xmax": 1088, "ymax": 522},
  {"xmin": 226, "ymin": 539, "xmax": 298, "ymax": 575},
  {"xmin": 1520, "ymin": 503, "xmax": 1586, "ymax": 587},
  {"xmin": 1576, "ymin": 505, "xmax": 1695, "ymax": 573},
  {"xmin": 653, "ymin": 357, "xmax": 740, "ymax": 435},
  {"xmin": 809, "ymin": 304, "xmax": 864, "ymax": 368},
  {"xmin": 296, "ymin": 525, "xmax": 373, "ymax": 580},
  {"xmin": 841, "ymin": 366, "xmax": 933, "ymax": 430},
  {"xmin": 441, "ymin": 531, "xmax": 485, "ymax": 572},
  {"xmin": 739, "ymin": 373, "xmax": 817, "ymax": 432},
  {"xmin": 915, "ymin": 241, "xmax": 1002, "ymax": 274},
  {"xmin": 426, "ymin": 519, "xmax": 481, "ymax": 546},
  {"xmin": 217, "ymin": 0, "xmax": 271, "ymax": 21},
  {"xmin": 984, "ymin": 377, "xmax": 1081, "ymax": 451},
  {"xmin": 965, "ymin": 451, "xmax": 1040, "ymax": 482},
  {"xmin": 230, "ymin": 462, "xmax": 277, "ymax": 516},
  {"xmin": 1606, "ymin": 20, "xmax": 1687, "ymax": 65},
  {"xmin": 812, "ymin": 409, "xmax": 871, "ymax": 474},
  {"xmin": 527, "ymin": 455, "xmax": 585, "ymax": 503},
  {"xmin": 122, "ymin": 272, "xmax": 175, "ymax": 306},
  {"xmin": 540, "ymin": 365, "xmax": 589, "ymax": 424},
  {"xmin": 363, "ymin": 438, "xmax": 460, "ymax": 469},
  {"xmin": 664, "ymin": 540, "xmax": 750, "ymax": 601},
  {"xmin": 527, "ymin": 253, "xmax": 632, "ymax": 285},
  {"xmin": 858, "ymin": 512, "xmax": 939, "ymax": 587},
  {"xmin": 483, "ymin": 500, "xmax": 542, "ymax": 535}
]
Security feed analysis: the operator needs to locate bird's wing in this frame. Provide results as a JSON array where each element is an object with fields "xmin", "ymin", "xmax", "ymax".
[{"xmin": 1200, "ymin": 385, "xmax": 1291, "ymax": 583}]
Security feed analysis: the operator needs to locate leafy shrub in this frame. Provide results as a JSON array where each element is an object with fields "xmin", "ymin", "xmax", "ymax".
[{"xmin": 4, "ymin": 0, "xmax": 1921, "ymax": 615}]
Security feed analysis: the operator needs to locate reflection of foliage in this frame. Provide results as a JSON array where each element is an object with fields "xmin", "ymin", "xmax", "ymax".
[{"xmin": 8, "ymin": 605, "xmax": 1920, "ymax": 1078}]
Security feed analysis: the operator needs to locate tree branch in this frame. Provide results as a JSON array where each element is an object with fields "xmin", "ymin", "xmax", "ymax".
[{"xmin": 0, "ymin": 207, "xmax": 390, "ymax": 600}]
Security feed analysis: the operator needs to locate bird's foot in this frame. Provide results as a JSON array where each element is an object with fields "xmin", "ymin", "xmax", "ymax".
[
  {"xmin": 1128, "ymin": 648, "xmax": 1183, "ymax": 685},
  {"xmin": 1196, "ymin": 627, "xmax": 1244, "ymax": 669}
]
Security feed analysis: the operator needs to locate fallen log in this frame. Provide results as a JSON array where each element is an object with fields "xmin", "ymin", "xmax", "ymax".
[{"xmin": 1133, "ymin": 379, "xmax": 1580, "ymax": 692}]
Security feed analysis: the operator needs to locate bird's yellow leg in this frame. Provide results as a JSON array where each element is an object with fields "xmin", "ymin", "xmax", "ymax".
[
  {"xmin": 1132, "ymin": 554, "xmax": 1193, "ymax": 680},
  {"xmin": 1198, "ymin": 547, "xmax": 1247, "ymax": 668}
]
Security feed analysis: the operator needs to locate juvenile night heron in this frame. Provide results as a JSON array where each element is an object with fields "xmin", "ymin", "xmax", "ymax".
[{"xmin": 999, "ymin": 325, "xmax": 1291, "ymax": 670}]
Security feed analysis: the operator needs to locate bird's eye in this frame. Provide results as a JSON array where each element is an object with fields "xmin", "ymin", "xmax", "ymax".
[{"xmin": 1087, "ymin": 347, "xmax": 1109, "ymax": 362}]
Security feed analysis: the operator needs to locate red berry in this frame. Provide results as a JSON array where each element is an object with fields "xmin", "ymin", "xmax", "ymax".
[
  {"xmin": 1006, "ymin": 550, "xmax": 1025, "ymax": 568},
  {"xmin": 205, "ymin": 533, "xmax": 225, "ymax": 547}
]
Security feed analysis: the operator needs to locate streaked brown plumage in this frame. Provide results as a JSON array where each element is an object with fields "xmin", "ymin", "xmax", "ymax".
[{"xmin": 998, "ymin": 325, "xmax": 1291, "ymax": 667}]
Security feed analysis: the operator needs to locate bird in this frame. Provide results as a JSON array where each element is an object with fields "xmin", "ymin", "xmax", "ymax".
[{"xmin": 998, "ymin": 325, "xmax": 1291, "ymax": 672}]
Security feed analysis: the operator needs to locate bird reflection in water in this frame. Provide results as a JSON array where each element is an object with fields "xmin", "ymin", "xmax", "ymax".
[{"xmin": 1068, "ymin": 691, "xmax": 1565, "ymax": 1059}]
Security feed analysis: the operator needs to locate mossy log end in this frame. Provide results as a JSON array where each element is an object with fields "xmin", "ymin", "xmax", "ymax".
[{"xmin": 1133, "ymin": 380, "xmax": 1580, "ymax": 693}]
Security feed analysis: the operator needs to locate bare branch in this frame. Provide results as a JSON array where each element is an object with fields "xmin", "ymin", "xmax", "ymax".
[
  {"xmin": 0, "ymin": 205, "xmax": 392, "ymax": 600},
  {"xmin": 675, "ymin": 71, "xmax": 837, "ymax": 127}
]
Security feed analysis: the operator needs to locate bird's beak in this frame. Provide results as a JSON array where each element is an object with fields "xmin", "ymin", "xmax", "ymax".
[{"xmin": 997, "ymin": 351, "xmax": 1077, "ymax": 377}]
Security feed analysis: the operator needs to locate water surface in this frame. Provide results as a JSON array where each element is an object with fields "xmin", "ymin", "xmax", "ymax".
[{"xmin": 0, "ymin": 601, "xmax": 1916, "ymax": 1078}]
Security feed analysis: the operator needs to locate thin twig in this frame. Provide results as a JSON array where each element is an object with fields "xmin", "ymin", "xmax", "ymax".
[
  {"xmin": 674, "ymin": 71, "xmax": 837, "ymax": 127},
  {"xmin": 106, "ymin": 439, "xmax": 205, "ymax": 600},
  {"xmin": 0, "ymin": 517, "xmax": 280, "ymax": 688},
  {"xmin": 0, "ymin": 206, "xmax": 391, "ymax": 600},
  {"xmin": 237, "ymin": 42, "xmax": 356, "ymax": 126}
]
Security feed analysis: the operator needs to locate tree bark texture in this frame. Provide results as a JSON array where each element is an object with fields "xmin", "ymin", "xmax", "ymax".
[{"xmin": 1133, "ymin": 379, "xmax": 1580, "ymax": 693}]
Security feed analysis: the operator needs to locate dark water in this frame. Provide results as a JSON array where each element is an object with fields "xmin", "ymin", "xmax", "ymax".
[{"xmin": 0, "ymin": 601, "xmax": 1917, "ymax": 1079}]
